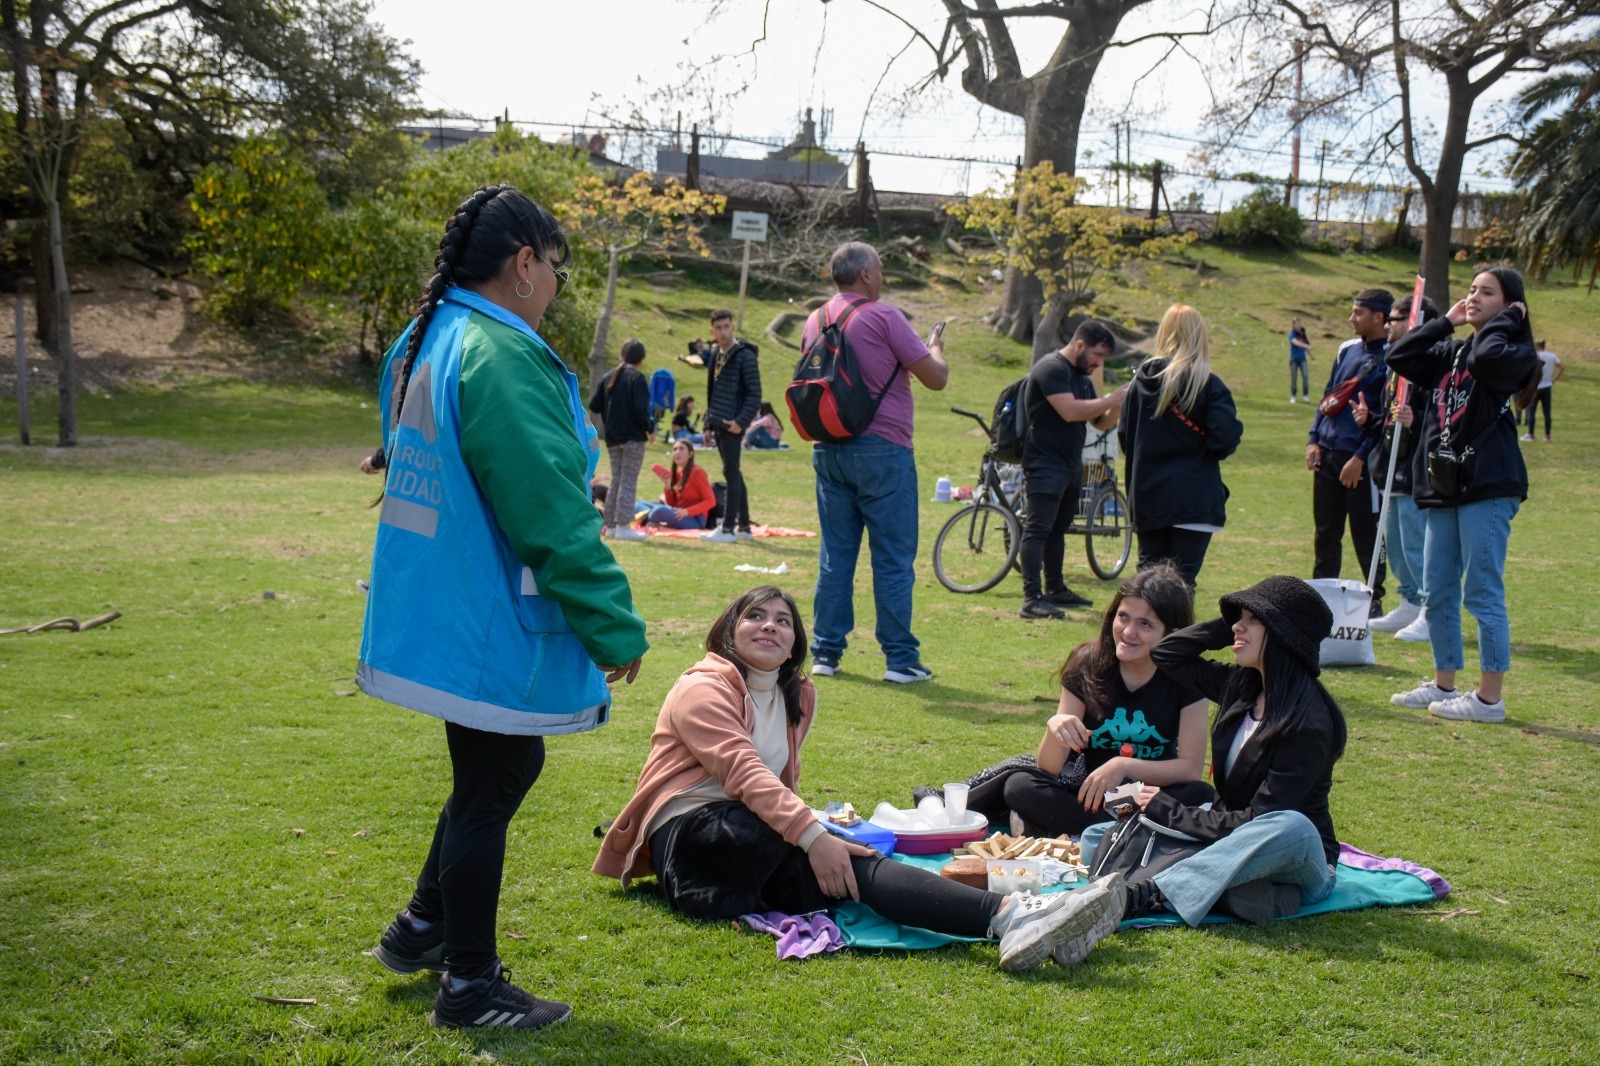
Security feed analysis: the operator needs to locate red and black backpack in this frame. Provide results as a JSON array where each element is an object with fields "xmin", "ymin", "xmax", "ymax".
[{"xmin": 785, "ymin": 296, "xmax": 902, "ymax": 443}]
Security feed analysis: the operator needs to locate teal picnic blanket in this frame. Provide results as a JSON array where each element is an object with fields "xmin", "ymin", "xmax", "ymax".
[{"xmin": 833, "ymin": 843, "xmax": 1450, "ymax": 950}]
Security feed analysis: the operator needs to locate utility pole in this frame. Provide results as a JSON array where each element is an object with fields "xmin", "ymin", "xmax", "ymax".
[
  {"xmin": 1314, "ymin": 140, "xmax": 1328, "ymax": 223},
  {"xmin": 1289, "ymin": 42, "xmax": 1305, "ymax": 211},
  {"xmin": 687, "ymin": 123, "xmax": 700, "ymax": 190}
]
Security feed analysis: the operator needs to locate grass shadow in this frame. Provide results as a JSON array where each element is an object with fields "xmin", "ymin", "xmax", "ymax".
[{"xmin": 461, "ymin": 1020, "xmax": 755, "ymax": 1064}]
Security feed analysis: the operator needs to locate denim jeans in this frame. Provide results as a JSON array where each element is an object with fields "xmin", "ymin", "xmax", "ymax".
[
  {"xmin": 1081, "ymin": 809, "xmax": 1336, "ymax": 928},
  {"xmin": 646, "ymin": 504, "xmax": 705, "ymax": 530},
  {"xmin": 1290, "ymin": 357, "xmax": 1310, "ymax": 397},
  {"xmin": 1423, "ymin": 496, "xmax": 1519, "ymax": 673},
  {"xmin": 811, "ymin": 434, "xmax": 921, "ymax": 670},
  {"xmin": 1385, "ymin": 494, "xmax": 1427, "ymax": 606}
]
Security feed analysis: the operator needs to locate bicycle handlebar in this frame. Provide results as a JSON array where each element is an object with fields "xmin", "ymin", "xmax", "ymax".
[{"xmin": 950, "ymin": 406, "xmax": 992, "ymax": 438}]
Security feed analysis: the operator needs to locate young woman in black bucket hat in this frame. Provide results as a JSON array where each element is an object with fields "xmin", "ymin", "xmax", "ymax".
[{"xmin": 1037, "ymin": 575, "xmax": 1347, "ymax": 965}]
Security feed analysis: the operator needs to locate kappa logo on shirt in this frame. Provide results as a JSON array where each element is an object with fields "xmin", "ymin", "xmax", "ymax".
[{"xmin": 1090, "ymin": 706, "xmax": 1172, "ymax": 760}]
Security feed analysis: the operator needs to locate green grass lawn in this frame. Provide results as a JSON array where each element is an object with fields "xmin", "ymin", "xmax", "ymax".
[{"xmin": 2, "ymin": 245, "xmax": 1597, "ymax": 1064}]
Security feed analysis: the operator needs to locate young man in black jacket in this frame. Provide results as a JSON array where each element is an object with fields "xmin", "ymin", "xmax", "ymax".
[{"xmin": 699, "ymin": 309, "xmax": 761, "ymax": 542}]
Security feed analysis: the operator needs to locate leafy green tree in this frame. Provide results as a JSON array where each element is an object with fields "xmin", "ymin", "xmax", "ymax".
[
  {"xmin": 1512, "ymin": 55, "xmax": 1600, "ymax": 288},
  {"xmin": 1217, "ymin": 186, "xmax": 1304, "ymax": 248}
]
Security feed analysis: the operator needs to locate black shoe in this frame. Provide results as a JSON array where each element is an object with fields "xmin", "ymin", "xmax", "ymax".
[
  {"xmin": 1368, "ymin": 598, "xmax": 1384, "ymax": 619},
  {"xmin": 1045, "ymin": 588, "xmax": 1095, "ymax": 609},
  {"xmin": 811, "ymin": 651, "xmax": 840, "ymax": 677},
  {"xmin": 1123, "ymin": 878, "xmax": 1166, "ymax": 920},
  {"xmin": 429, "ymin": 963, "xmax": 573, "ymax": 1030},
  {"xmin": 371, "ymin": 911, "xmax": 444, "ymax": 975},
  {"xmin": 1020, "ymin": 599, "xmax": 1066, "ymax": 620},
  {"xmin": 1217, "ymin": 879, "xmax": 1302, "ymax": 924}
]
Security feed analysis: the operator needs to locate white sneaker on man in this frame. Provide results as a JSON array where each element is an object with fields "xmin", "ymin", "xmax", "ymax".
[
  {"xmin": 1395, "ymin": 610, "xmax": 1430, "ymax": 643},
  {"xmin": 1391, "ymin": 679, "xmax": 1456, "ymax": 708},
  {"xmin": 699, "ymin": 529, "xmax": 736, "ymax": 543},
  {"xmin": 1429, "ymin": 690, "xmax": 1506, "ymax": 723},
  {"xmin": 1370, "ymin": 598, "xmax": 1421, "ymax": 633}
]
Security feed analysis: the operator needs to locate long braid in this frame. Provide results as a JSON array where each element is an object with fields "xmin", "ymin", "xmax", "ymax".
[{"xmin": 390, "ymin": 184, "xmax": 508, "ymax": 437}]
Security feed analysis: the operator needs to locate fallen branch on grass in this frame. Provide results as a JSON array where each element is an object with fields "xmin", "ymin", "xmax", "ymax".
[{"xmin": 0, "ymin": 611, "xmax": 121, "ymax": 635}]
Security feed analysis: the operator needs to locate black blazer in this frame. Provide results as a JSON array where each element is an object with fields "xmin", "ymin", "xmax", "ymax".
[
  {"xmin": 1147, "ymin": 619, "xmax": 1342, "ymax": 865},
  {"xmin": 1118, "ymin": 358, "xmax": 1243, "ymax": 531}
]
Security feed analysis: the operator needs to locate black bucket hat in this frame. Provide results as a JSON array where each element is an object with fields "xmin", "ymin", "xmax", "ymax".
[{"xmin": 1219, "ymin": 576, "xmax": 1334, "ymax": 676}]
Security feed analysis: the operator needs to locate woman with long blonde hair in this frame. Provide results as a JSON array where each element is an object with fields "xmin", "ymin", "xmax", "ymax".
[{"xmin": 1118, "ymin": 304, "xmax": 1244, "ymax": 583}]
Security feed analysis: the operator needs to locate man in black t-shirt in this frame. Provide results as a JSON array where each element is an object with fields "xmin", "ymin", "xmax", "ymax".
[{"xmin": 1020, "ymin": 321, "xmax": 1128, "ymax": 619}]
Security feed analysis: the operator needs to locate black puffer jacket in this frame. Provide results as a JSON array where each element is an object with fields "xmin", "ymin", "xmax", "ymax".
[
  {"xmin": 704, "ymin": 339, "xmax": 761, "ymax": 433},
  {"xmin": 1386, "ymin": 309, "xmax": 1538, "ymax": 509},
  {"xmin": 588, "ymin": 365, "xmax": 651, "ymax": 445},
  {"xmin": 1118, "ymin": 357, "xmax": 1243, "ymax": 531}
]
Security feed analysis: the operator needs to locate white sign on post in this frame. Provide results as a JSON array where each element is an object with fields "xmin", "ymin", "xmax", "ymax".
[
  {"xmin": 731, "ymin": 211, "xmax": 769, "ymax": 242},
  {"xmin": 731, "ymin": 211, "xmax": 770, "ymax": 333}
]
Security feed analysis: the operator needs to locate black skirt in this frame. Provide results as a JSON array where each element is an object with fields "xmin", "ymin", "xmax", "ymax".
[{"xmin": 648, "ymin": 801, "xmax": 830, "ymax": 920}]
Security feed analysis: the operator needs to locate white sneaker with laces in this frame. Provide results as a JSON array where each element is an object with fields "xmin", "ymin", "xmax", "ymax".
[
  {"xmin": 609, "ymin": 526, "xmax": 647, "ymax": 542},
  {"xmin": 1395, "ymin": 610, "xmax": 1430, "ymax": 643},
  {"xmin": 1391, "ymin": 679, "xmax": 1456, "ymax": 708},
  {"xmin": 1429, "ymin": 690, "xmax": 1506, "ymax": 723},
  {"xmin": 882, "ymin": 663, "xmax": 933, "ymax": 684},
  {"xmin": 995, "ymin": 874, "xmax": 1126, "ymax": 972},
  {"xmin": 700, "ymin": 529, "xmax": 736, "ymax": 543},
  {"xmin": 734, "ymin": 529, "xmax": 755, "ymax": 542},
  {"xmin": 1370, "ymin": 598, "xmax": 1421, "ymax": 633}
]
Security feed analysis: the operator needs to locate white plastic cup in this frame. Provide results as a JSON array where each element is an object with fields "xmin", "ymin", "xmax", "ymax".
[
  {"xmin": 916, "ymin": 795, "xmax": 949, "ymax": 828},
  {"xmin": 943, "ymin": 782, "xmax": 970, "ymax": 822},
  {"xmin": 934, "ymin": 475, "xmax": 952, "ymax": 502}
]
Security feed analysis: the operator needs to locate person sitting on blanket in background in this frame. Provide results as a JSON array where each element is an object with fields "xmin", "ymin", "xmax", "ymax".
[
  {"xmin": 593, "ymin": 586, "xmax": 1133, "ymax": 971},
  {"xmin": 1031, "ymin": 575, "xmax": 1346, "ymax": 966},
  {"xmin": 743, "ymin": 401, "xmax": 786, "ymax": 449},
  {"xmin": 920, "ymin": 564, "xmax": 1213, "ymax": 837},
  {"xmin": 644, "ymin": 439, "xmax": 716, "ymax": 530}
]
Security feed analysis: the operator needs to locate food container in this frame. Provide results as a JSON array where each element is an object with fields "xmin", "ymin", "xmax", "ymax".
[
  {"xmin": 885, "ymin": 811, "xmax": 990, "ymax": 855},
  {"xmin": 987, "ymin": 858, "xmax": 1044, "ymax": 895},
  {"xmin": 812, "ymin": 810, "xmax": 897, "ymax": 855}
]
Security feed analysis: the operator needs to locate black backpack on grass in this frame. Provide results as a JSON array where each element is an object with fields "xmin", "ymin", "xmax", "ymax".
[{"xmin": 786, "ymin": 296, "xmax": 901, "ymax": 443}]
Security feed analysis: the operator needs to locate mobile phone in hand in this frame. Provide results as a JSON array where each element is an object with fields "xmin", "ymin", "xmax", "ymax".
[{"xmin": 926, "ymin": 320, "xmax": 947, "ymax": 346}]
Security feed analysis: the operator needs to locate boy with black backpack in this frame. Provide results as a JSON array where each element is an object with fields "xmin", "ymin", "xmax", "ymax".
[{"xmin": 797, "ymin": 241, "xmax": 950, "ymax": 684}]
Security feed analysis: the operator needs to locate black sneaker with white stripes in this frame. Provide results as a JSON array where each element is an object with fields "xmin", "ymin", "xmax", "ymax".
[{"xmin": 428, "ymin": 963, "xmax": 572, "ymax": 1031}]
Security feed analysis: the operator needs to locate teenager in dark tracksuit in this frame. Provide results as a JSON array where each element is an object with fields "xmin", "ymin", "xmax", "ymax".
[
  {"xmin": 1386, "ymin": 267, "xmax": 1539, "ymax": 724},
  {"xmin": 701, "ymin": 308, "xmax": 761, "ymax": 540},
  {"xmin": 1306, "ymin": 289, "xmax": 1392, "ymax": 613},
  {"xmin": 1120, "ymin": 304, "xmax": 1242, "ymax": 584}
]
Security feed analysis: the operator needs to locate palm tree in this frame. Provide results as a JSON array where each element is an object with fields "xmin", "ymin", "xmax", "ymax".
[{"xmin": 1512, "ymin": 57, "xmax": 1600, "ymax": 288}]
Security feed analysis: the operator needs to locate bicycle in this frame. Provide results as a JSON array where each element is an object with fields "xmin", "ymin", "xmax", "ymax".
[{"xmin": 932, "ymin": 408, "xmax": 1132, "ymax": 594}]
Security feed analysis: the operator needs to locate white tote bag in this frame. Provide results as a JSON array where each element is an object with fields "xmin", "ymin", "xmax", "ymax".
[{"xmin": 1309, "ymin": 578, "xmax": 1375, "ymax": 667}]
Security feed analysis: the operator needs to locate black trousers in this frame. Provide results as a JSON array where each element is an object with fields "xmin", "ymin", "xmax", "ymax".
[
  {"xmin": 1020, "ymin": 474, "xmax": 1081, "ymax": 601},
  {"xmin": 1525, "ymin": 388, "xmax": 1552, "ymax": 436},
  {"xmin": 1136, "ymin": 527, "xmax": 1214, "ymax": 585},
  {"xmin": 650, "ymin": 802, "xmax": 1000, "ymax": 938},
  {"xmin": 1311, "ymin": 448, "xmax": 1385, "ymax": 601},
  {"xmin": 715, "ymin": 429, "xmax": 751, "ymax": 532},
  {"xmin": 406, "ymin": 721, "xmax": 545, "ymax": 977},
  {"xmin": 969, "ymin": 767, "xmax": 1216, "ymax": 838}
]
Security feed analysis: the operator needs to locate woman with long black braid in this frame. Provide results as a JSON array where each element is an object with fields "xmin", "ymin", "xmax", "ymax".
[{"xmin": 360, "ymin": 185, "xmax": 648, "ymax": 1031}]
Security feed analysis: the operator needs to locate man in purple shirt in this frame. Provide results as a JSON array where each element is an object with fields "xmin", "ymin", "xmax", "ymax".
[{"xmin": 799, "ymin": 241, "xmax": 950, "ymax": 682}]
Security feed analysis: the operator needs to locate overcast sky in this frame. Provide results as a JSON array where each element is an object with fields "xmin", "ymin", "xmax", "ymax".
[{"xmin": 365, "ymin": 0, "xmax": 1522, "ymax": 205}]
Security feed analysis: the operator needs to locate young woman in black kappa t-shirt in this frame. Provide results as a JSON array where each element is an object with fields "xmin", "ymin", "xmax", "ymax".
[{"xmin": 949, "ymin": 565, "xmax": 1214, "ymax": 837}]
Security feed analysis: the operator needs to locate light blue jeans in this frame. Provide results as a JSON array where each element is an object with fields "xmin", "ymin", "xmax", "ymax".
[
  {"xmin": 811, "ymin": 434, "xmax": 921, "ymax": 670},
  {"xmin": 1081, "ymin": 810, "xmax": 1337, "ymax": 927},
  {"xmin": 1423, "ymin": 496, "xmax": 1519, "ymax": 673},
  {"xmin": 1386, "ymin": 494, "xmax": 1427, "ymax": 606}
]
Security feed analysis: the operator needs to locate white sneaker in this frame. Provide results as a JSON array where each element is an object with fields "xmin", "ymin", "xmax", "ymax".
[
  {"xmin": 1370, "ymin": 598, "xmax": 1421, "ymax": 633},
  {"xmin": 1290, "ymin": 396, "xmax": 1297, "ymax": 404},
  {"xmin": 609, "ymin": 526, "xmax": 647, "ymax": 542},
  {"xmin": 1391, "ymin": 679, "xmax": 1456, "ymax": 708},
  {"xmin": 1395, "ymin": 610, "xmax": 1430, "ymax": 643},
  {"xmin": 1429, "ymin": 690, "xmax": 1506, "ymax": 723},
  {"xmin": 1520, "ymin": 433, "xmax": 1534, "ymax": 442},
  {"xmin": 882, "ymin": 663, "xmax": 933, "ymax": 684},
  {"xmin": 996, "ymin": 874, "xmax": 1126, "ymax": 972},
  {"xmin": 699, "ymin": 529, "xmax": 736, "ymax": 543},
  {"xmin": 733, "ymin": 530, "xmax": 755, "ymax": 542}
]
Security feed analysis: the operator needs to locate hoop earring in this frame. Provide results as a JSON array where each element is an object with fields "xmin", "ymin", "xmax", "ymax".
[{"xmin": 514, "ymin": 278, "xmax": 535, "ymax": 299}]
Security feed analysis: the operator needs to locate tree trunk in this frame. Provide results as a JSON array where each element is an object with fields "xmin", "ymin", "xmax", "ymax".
[
  {"xmin": 47, "ymin": 200, "xmax": 77, "ymax": 447},
  {"xmin": 587, "ymin": 247, "xmax": 621, "ymax": 392},
  {"xmin": 30, "ymin": 221, "xmax": 58, "ymax": 348},
  {"xmin": 989, "ymin": 6, "xmax": 1122, "ymax": 354},
  {"xmin": 1417, "ymin": 80, "xmax": 1473, "ymax": 312}
]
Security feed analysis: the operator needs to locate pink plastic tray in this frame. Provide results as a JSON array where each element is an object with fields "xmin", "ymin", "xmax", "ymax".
[{"xmin": 891, "ymin": 820, "xmax": 990, "ymax": 855}]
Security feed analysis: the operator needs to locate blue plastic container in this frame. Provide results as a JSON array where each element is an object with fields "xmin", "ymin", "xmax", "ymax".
[{"xmin": 821, "ymin": 818, "xmax": 896, "ymax": 855}]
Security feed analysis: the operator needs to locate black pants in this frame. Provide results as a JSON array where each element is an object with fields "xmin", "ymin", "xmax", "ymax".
[
  {"xmin": 1526, "ymin": 388, "xmax": 1552, "ymax": 437},
  {"xmin": 1311, "ymin": 448, "xmax": 1385, "ymax": 602},
  {"xmin": 969, "ymin": 767, "xmax": 1216, "ymax": 838},
  {"xmin": 1136, "ymin": 527, "xmax": 1214, "ymax": 585},
  {"xmin": 715, "ymin": 429, "xmax": 751, "ymax": 532},
  {"xmin": 1020, "ymin": 474, "xmax": 1081, "ymax": 601},
  {"xmin": 650, "ymin": 803, "xmax": 1000, "ymax": 938},
  {"xmin": 406, "ymin": 722, "xmax": 545, "ymax": 977}
]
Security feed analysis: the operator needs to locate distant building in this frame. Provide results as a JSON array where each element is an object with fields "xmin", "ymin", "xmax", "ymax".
[{"xmin": 658, "ymin": 109, "xmax": 849, "ymax": 187}]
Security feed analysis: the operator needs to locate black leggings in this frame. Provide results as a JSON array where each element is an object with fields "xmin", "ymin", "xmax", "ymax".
[
  {"xmin": 716, "ymin": 429, "xmax": 751, "ymax": 532},
  {"xmin": 1525, "ymin": 388, "xmax": 1552, "ymax": 437},
  {"xmin": 1135, "ymin": 527, "xmax": 1214, "ymax": 585},
  {"xmin": 406, "ymin": 721, "xmax": 545, "ymax": 977},
  {"xmin": 969, "ymin": 766, "xmax": 1216, "ymax": 838},
  {"xmin": 650, "ymin": 807, "xmax": 1001, "ymax": 938}
]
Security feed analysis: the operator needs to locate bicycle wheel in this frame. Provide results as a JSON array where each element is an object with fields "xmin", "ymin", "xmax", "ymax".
[
  {"xmin": 1085, "ymin": 486, "xmax": 1132, "ymax": 581},
  {"xmin": 933, "ymin": 502, "xmax": 1021, "ymax": 593}
]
